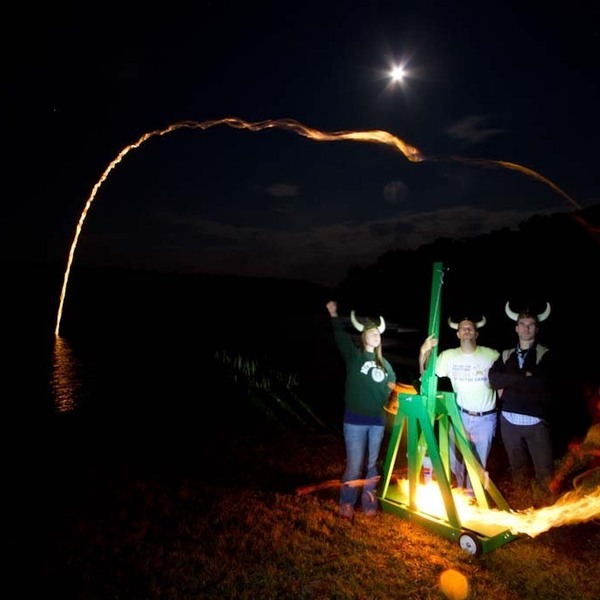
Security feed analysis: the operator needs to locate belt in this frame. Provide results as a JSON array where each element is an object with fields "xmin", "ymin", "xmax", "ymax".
[{"xmin": 459, "ymin": 406, "xmax": 496, "ymax": 417}]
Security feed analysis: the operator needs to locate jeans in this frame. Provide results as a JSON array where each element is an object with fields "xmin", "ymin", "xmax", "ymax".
[
  {"xmin": 500, "ymin": 415, "xmax": 553, "ymax": 487},
  {"xmin": 450, "ymin": 412, "xmax": 497, "ymax": 490},
  {"xmin": 340, "ymin": 423, "xmax": 385, "ymax": 515}
]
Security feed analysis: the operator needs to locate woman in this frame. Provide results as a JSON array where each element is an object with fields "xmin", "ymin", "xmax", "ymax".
[{"xmin": 326, "ymin": 301, "xmax": 396, "ymax": 522}]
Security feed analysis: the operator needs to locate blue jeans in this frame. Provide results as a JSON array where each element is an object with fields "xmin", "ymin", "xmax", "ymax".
[
  {"xmin": 340, "ymin": 423, "xmax": 385, "ymax": 514},
  {"xmin": 500, "ymin": 415, "xmax": 553, "ymax": 487},
  {"xmin": 450, "ymin": 412, "xmax": 497, "ymax": 490}
]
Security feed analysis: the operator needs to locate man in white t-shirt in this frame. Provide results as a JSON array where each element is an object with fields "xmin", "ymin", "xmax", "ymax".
[{"xmin": 420, "ymin": 317, "xmax": 499, "ymax": 492}]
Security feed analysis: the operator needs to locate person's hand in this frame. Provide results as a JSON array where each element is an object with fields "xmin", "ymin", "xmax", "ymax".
[
  {"xmin": 418, "ymin": 335, "xmax": 438, "ymax": 374},
  {"xmin": 420, "ymin": 335, "xmax": 438, "ymax": 354},
  {"xmin": 326, "ymin": 301, "xmax": 338, "ymax": 317}
]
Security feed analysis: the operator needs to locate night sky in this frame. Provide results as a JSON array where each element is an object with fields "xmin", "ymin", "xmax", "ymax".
[{"xmin": 5, "ymin": 0, "xmax": 599, "ymax": 287}]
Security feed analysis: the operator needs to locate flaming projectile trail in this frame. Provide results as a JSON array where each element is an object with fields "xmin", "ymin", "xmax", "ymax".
[
  {"xmin": 54, "ymin": 117, "xmax": 587, "ymax": 337},
  {"xmin": 53, "ymin": 118, "xmax": 425, "ymax": 336},
  {"xmin": 434, "ymin": 155, "xmax": 583, "ymax": 211}
]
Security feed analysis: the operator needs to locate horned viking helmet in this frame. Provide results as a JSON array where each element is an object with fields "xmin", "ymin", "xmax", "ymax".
[
  {"xmin": 447, "ymin": 316, "xmax": 487, "ymax": 330},
  {"xmin": 505, "ymin": 301, "xmax": 551, "ymax": 322},
  {"xmin": 350, "ymin": 310, "xmax": 386, "ymax": 334}
]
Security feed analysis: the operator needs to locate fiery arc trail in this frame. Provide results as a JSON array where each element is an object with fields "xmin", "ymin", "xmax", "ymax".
[
  {"xmin": 435, "ymin": 155, "xmax": 584, "ymax": 211},
  {"xmin": 54, "ymin": 117, "xmax": 425, "ymax": 337},
  {"xmin": 54, "ymin": 116, "xmax": 587, "ymax": 337}
]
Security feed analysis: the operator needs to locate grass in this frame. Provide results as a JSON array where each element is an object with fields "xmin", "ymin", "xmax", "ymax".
[
  {"xmin": 26, "ymin": 348, "xmax": 599, "ymax": 598},
  {"xmin": 32, "ymin": 421, "xmax": 599, "ymax": 600}
]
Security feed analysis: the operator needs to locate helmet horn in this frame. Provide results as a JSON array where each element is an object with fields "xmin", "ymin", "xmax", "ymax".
[
  {"xmin": 350, "ymin": 310, "xmax": 364, "ymax": 332},
  {"xmin": 505, "ymin": 301, "xmax": 551, "ymax": 322},
  {"xmin": 505, "ymin": 301, "xmax": 519, "ymax": 322},
  {"xmin": 537, "ymin": 302, "xmax": 551, "ymax": 322},
  {"xmin": 378, "ymin": 317, "xmax": 386, "ymax": 334},
  {"xmin": 351, "ymin": 310, "xmax": 386, "ymax": 334},
  {"xmin": 448, "ymin": 316, "xmax": 486, "ymax": 330}
]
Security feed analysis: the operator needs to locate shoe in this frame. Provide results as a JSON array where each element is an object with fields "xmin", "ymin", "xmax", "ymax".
[
  {"xmin": 339, "ymin": 503, "xmax": 354, "ymax": 523},
  {"xmin": 363, "ymin": 509, "xmax": 378, "ymax": 516}
]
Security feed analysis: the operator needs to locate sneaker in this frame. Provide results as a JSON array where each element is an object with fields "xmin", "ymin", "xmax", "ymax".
[{"xmin": 340, "ymin": 503, "xmax": 354, "ymax": 522}]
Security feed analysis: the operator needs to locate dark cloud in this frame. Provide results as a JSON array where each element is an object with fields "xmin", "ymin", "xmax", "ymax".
[
  {"xmin": 266, "ymin": 183, "xmax": 301, "ymax": 198},
  {"xmin": 445, "ymin": 115, "xmax": 507, "ymax": 146},
  {"xmin": 383, "ymin": 180, "xmax": 409, "ymax": 204}
]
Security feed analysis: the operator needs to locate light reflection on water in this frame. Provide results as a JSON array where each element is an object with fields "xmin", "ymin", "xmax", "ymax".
[
  {"xmin": 51, "ymin": 337, "xmax": 85, "ymax": 413},
  {"xmin": 48, "ymin": 330, "xmax": 181, "ymax": 419}
]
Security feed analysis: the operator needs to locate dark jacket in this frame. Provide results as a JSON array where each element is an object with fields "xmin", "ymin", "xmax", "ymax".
[{"xmin": 489, "ymin": 343, "xmax": 553, "ymax": 420}]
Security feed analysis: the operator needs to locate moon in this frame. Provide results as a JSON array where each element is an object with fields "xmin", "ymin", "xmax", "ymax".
[{"xmin": 390, "ymin": 65, "xmax": 406, "ymax": 82}]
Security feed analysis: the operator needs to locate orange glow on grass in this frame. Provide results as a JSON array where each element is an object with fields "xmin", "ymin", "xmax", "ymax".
[{"xmin": 439, "ymin": 568, "xmax": 469, "ymax": 600}]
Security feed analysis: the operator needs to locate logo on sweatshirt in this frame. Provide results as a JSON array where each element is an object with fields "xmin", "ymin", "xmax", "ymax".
[{"xmin": 361, "ymin": 360, "xmax": 385, "ymax": 383}]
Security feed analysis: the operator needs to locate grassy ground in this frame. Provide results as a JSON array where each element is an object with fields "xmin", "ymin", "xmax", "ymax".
[{"xmin": 31, "ymin": 420, "xmax": 599, "ymax": 600}]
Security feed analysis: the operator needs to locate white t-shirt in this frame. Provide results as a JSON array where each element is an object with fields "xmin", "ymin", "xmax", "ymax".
[{"xmin": 435, "ymin": 346, "xmax": 499, "ymax": 412}]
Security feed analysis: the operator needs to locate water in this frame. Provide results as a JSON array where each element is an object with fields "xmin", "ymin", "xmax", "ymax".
[
  {"xmin": 8, "ymin": 264, "xmax": 398, "ymax": 452},
  {"xmin": 8, "ymin": 261, "xmax": 596, "ymax": 465}
]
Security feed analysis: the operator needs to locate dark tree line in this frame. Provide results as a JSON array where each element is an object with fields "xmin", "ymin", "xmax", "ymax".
[
  {"xmin": 335, "ymin": 204, "xmax": 599, "ymax": 368},
  {"xmin": 329, "ymin": 204, "xmax": 600, "ymax": 449}
]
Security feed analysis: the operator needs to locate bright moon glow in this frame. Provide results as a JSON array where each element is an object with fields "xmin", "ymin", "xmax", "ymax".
[{"xmin": 390, "ymin": 65, "xmax": 406, "ymax": 82}]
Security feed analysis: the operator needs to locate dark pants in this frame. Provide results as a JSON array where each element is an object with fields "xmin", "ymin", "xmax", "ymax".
[{"xmin": 500, "ymin": 414, "xmax": 553, "ymax": 487}]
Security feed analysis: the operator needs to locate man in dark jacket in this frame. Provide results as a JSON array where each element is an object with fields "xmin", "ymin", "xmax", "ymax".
[{"xmin": 489, "ymin": 302, "xmax": 554, "ymax": 491}]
